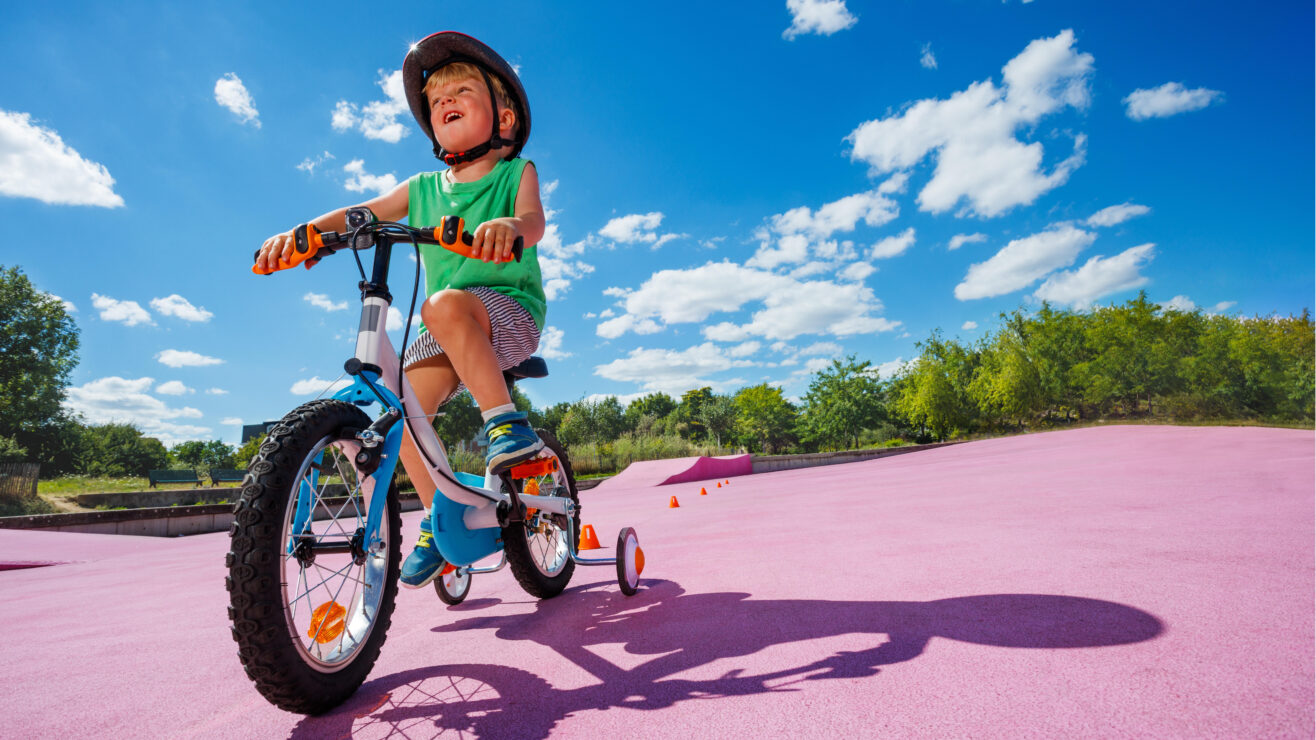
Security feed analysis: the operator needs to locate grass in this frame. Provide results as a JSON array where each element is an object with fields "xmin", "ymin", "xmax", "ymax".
[{"xmin": 37, "ymin": 475, "xmax": 245, "ymax": 497}]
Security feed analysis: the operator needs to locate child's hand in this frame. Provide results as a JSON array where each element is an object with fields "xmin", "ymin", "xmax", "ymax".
[
  {"xmin": 256, "ymin": 229, "xmax": 321, "ymax": 271},
  {"xmin": 471, "ymin": 218, "xmax": 520, "ymax": 263}
]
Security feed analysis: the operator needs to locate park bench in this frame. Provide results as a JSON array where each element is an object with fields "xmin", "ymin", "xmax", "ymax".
[
  {"xmin": 208, "ymin": 468, "xmax": 247, "ymax": 486},
  {"xmin": 147, "ymin": 469, "xmax": 201, "ymax": 489}
]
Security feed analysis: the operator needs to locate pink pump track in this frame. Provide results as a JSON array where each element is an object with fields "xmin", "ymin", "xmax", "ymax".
[{"xmin": 0, "ymin": 425, "xmax": 1311, "ymax": 738}]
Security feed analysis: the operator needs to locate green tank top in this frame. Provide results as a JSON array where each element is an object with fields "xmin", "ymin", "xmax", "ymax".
[{"xmin": 407, "ymin": 158, "xmax": 546, "ymax": 330}]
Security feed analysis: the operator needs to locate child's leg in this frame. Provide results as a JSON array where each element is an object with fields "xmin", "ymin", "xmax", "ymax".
[
  {"xmin": 397, "ymin": 355, "xmax": 459, "ymax": 510},
  {"xmin": 420, "ymin": 289, "xmax": 512, "ymax": 410}
]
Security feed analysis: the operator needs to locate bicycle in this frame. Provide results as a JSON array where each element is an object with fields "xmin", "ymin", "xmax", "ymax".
[{"xmin": 227, "ymin": 207, "xmax": 645, "ymax": 714}]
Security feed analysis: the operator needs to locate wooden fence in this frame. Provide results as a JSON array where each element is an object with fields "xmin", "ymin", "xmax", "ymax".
[{"xmin": 0, "ymin": 463, "xmax": 39, "ymax": 503}]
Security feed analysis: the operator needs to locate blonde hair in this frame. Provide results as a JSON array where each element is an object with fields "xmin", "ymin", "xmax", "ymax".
[{"xmin": 424, "ymin": 62, "xmax": 518, "ymax": 137}]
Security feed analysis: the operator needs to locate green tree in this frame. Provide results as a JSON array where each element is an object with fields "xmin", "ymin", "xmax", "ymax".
[
  {"xmin": 235, "ymin": 434, "xmax": 264, "ymax": 468},
  {"xmin": 539, "ymin": 402, "xmax": 571, "ymax": 437},
  {"xmin": 432, "ymin": 391, "xmax": 484, "ymax": 449},
  {"xmin": 82, "ymin": 424, "xmax": 168, "ymax": 477},
  {"xmin": 555, "ymin": 396, "xmax": 626, "ymax": 446},
  {"xmin": 798, "ymin": 356, "xmax": 887, "ymax": 450},
  {"xmin": 698, "ymin": 395, "xmax": 738, "ymax": 448},
  {"xmin": 625, "ymin": 392, "xmax": 677, "ymax": 430},
  {"xmin": 0, "ymin": 265, "xmax": 80, "ymax": 468},
  {"xmin": 676, "ymin": 386, "xmax": 715, "ymax": 440},
  {"xmin": 733, "ymin": 384, "xmax": 796, "ymax": 453},
  {"xmin": 892, "ymin": 331, "xmax": 979, "ymax": 441},
  {"xmin": 968, "ymin": 317, "xmax": 1042, "ymax": 428},
  {"xmin": 170, "ymin": 440, "xmax": 236, "ymax": 472}
]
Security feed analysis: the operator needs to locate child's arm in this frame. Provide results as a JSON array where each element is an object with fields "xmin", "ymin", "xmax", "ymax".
[
  {"xmin": 256, "ymin": 181, "xmax": 409, "ymax": 272},
  {"xmin": 469, "ymin": 163, "xmax": 546, "ymax": 263}
]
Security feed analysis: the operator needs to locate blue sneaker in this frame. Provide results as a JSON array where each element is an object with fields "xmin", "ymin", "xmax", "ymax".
[
  {"xmin": 400, "ymin": 514, "xmax": 445, "ymax": 589},
  {"xmin": 482, "ymin": 411, "xmax": 544, "ymax": 474}
]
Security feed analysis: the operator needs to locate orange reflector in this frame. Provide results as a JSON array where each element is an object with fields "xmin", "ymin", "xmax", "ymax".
[
  {"xmin": 634, "ymin": 547, "xmax": 645, "ymax": 576},
  {"xmin": 308, "ymin": 601, "xmax": 346, "ymax": 644},
  {"xmin": 523, "ymin": 479, "xmax": 540, "ymax": 496},
  {"xmin": 579, "ymin": 524, "xmax": 601, "ymax": 550},
  {"xmin": 510, "ymin": 457, "xmax": 558, "ymax": 479},
  {"xmin": 440, "ymin": 563, "xmax": 457, "ymax": 577}
]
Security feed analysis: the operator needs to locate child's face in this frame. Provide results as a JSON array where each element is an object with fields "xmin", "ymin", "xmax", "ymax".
[{"xmin": 427, "ymin": 75, "xmax": 510, "ymax": 155}]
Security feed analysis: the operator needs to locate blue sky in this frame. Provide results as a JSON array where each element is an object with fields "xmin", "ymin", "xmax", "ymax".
[{"xmin": 1, "ymin": 1, "xmax": 1311, "ymax": 446}]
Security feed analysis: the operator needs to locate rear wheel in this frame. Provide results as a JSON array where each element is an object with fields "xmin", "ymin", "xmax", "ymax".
[
  {"xmin": 502, "ymin": 429, "xmax": 579, "ymax": 599},
  {"xmin": 226, "ymin": 399, "xmax": 401, "ymax": 715}
]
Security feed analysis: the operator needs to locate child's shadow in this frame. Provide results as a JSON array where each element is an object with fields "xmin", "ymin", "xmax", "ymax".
[{"xmin": 291, "ymin": 580, "xmax": 1163, "ymax": 739}]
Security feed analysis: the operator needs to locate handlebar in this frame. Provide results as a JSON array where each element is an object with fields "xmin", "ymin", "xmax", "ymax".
[{"xmin": 252, "ymin": 214, "xmax": 524, "ymax": 275}]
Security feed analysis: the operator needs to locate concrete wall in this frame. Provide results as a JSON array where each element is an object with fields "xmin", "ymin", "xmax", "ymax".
[
  {"xmin": 751, "ymin": 442, "xmax": 960, "ymax": 474},
  {"xmin": 74, "ymin": 484, "xmax": 349, "ymax": 509},
  {"xmin": 2, "ymin": 494, "xmax": 421, "ymax": 537}
]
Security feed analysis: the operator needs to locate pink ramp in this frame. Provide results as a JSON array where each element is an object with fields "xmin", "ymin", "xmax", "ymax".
[
  {"xmin": 594, "ymin": 453, "xmax": 751, "ymax": 491},
  {"xmin": 0, "ymin": 425, "xmax": 1310, "ymax": 738}
]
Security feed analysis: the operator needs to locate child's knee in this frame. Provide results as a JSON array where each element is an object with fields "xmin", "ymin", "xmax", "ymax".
[{"xmin": 421, "ymin": 289, "xmax": 472, "ymax": 326}]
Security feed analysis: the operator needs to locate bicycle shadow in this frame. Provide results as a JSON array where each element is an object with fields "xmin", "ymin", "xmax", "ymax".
[{"xmin": 290, "ymin": 579, "xmax": 1163, "ymax": 739}]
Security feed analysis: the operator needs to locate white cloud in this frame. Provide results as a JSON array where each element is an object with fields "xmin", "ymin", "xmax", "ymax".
[
  {"xmin": 920, "ymin": 43, "xmax": 938, "ymax": 70},
  {"xmin": 948, "ymin": 233, "xmax": 987, "ymax": 250},
  {"xmin": 955, "ymin": 224, "xmax": 1095, "ymax": 300},
  {"xmin": 220, "ymin": 417, "xmax": 243, "ymax": 426},
  {"xmin": 595, "ymin": 343, "xmax": 755, "ymax": 396},
  {"xmin": 1086, "ymin": 202, "xmax": 1150, "ymax": 227},
  {"xmin": 872, "ymin": 227, "xmax": 916, "ymax": 259},
  {"xmin": 749, "ymin": 178, "xmax": 903, "ymax": 270},
  {"xmin": 331, "ymin": 70, "xmax": 409, "ymax": 142},
  {"xmin": 727, "ymin": 341, "xmax": 762, "ymax": 358},
  {"xmin": 213, "ymin": 73, "xmax": 260, "ymax": 128},
  {"xmin": 304, "ymin": 292, "xmax": 348, "ymax": 312},
  {"xmin": 1211, "ymin": 301, "xmax": 1237, "ymax": 313},
  {"xmin": 91, "ymin": 293, "xmax": 153, "ymax": 326},
  {"xmin": 384, "ymin": 307, "xmax": 421, "ymax": 332},
  {"xmin": 799, "ymin": 341, "xmax": 842, "ymax": 357},
  {"xmin": 599, "ymin": 212, "xmax": 668, "ymax": 244},
  {"xmin": 297, "ymin": 151, "xmax": 335, "ymax": 174},
  {"xmin": 1159, "ymin": 295, "xmax": 1196, "ymax": 312},
  {"xmin": 847, "ymin": 30, "xmax": 1092, "ymax": 217},
  {"xmin": 150, "ymin": 294, "xmax": 213, "ymax": 322},
  {"xmin": 41, "ymin": 293, "xmax": 76, "ymax": 314},
  {"xmin": 343, "ymin": 159, "xmax": 398, "ymax": 196},
  {"xmin": 704, "ymin": 280, "xmax": 901, "ymax": 341},
  {"xmin": 1032, "ymin": 243, "xmax": 1155, "ymax": 309},
  {"xmin": 961, "ymin": 320, "xmax": 979, "ymax": 330},
  {"xmin": 290, "ymin": 376, "xmax": 353, "ymax": 395},
  {"xmin": 0, "ymin": 110, "xmax": 123, "ymax": 207},
  {"xmin": 783, "ymin": 0, "xmax": 857, "ymax": 40},
  {"xmin": 156, "ymin": 380, "xmax": 194, "ymax": 396},
  {"xmin": 597, "ymin": 314, "xmax": 664, "ymax": 339},
  {"xmin": 156, "ymin": 349, "xmax": 224, "ymax": 368},
  {"xmin": 205, "ymin": 388, "xmax": 228, "ymax": 395},
  {"xmin": 537, "ymin": 325, "xmax": 571, "ymax": 359},
  {"xmin": 875, "ymin": 357, "xmax": 912, "ymax": 379},
  {"xmin": 1123, "ymin": 82, "xmax": 1223, "ymax": 121},
  {"xmin": 535, "ymin": 183, "xmax": 596, "ymax": 301},
  {"xmin": 63, "ymin": 376, "xmax": 208, "ymax": 446},
  {"xmin": 837, "ymin": 262, "xmax": 876, "ymax": 282}
]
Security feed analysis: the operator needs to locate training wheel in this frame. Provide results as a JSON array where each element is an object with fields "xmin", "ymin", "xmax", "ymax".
[
  {"xmin": 616, "ymin": 527, "xmax": 644, "ymax": 596},
  {"xmin": 434, "ymin": 563, "xmax": 471, "ymax": 605}
]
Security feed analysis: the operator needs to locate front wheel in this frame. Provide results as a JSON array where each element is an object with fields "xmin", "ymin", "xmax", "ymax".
[
  {"xmin": 502, "ymin": 429, "xmax": 580, "ymax": 599},
  {"xmin": 226, "ymin": 399, "xmax": 401, "ymax": 715}
]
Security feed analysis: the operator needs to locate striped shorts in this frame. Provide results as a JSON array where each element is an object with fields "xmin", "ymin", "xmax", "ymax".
[{"xmin": 401, "ymin": 286, "xmax": 540, "ymax": 404}]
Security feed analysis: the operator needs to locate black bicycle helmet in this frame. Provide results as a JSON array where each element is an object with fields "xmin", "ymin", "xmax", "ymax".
[{"xmin": 402, "ymin": 31, "xmax": 530, "ymax": 165}]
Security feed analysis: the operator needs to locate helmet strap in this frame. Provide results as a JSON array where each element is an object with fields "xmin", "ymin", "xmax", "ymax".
[{"xmin": 435, "ymin": 65, "xmax": 514, "ymax": 165}]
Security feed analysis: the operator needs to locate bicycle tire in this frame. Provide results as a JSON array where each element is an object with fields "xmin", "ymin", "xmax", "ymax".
[
  {"xmin": 502, "ymin": 428, "xmax": 580, "ymax": 599},
  {"xmin": 226, "ymin": 399, "xmax": 401, "ymax": 715}
]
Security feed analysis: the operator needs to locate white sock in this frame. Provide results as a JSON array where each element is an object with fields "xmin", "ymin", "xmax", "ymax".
[
  {"xmin": 423, "ymin": 506, "xmax": 431, "ymax": 519},
  {"xmin": 481, "ymin": 403, "xmax": 517, "ymax": 423}
]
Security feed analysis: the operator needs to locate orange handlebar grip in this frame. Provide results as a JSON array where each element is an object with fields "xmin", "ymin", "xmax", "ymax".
[{"xmin": 251, "ymin": 224, "xmax": 324, "ymax": 275}]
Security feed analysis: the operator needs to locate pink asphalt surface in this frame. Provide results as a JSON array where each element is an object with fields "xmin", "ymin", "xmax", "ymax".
[{"xmin": 1, "ymin": 426, "xmax": 1312, "ymax": 738}]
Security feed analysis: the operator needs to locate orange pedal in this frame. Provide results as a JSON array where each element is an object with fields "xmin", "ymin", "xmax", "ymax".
[{"xmin": 510, "ymin": 457, "xmax": 558, "ymax": 479}]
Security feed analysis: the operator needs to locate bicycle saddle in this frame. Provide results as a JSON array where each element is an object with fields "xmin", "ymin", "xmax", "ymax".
[{"xmin": 503, "ymin": 356, "xmax": 548, "ymax": 381}]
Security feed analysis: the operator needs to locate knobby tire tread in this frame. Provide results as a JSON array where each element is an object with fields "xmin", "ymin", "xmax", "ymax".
[{"xmin": 225, "ymin": 399, "xmax": 401, "ymax": 715}]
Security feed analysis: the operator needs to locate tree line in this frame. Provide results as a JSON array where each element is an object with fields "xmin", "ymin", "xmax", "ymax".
[{"xmin": 3, "ymin": 260, "xmax": 1311, "ymax": 480}]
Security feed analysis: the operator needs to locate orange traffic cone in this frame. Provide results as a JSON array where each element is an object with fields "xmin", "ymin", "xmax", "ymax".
[
  {"xmin": 699, "ymin": 486, "xmax": 708, "ymax": 496},
  {"xmin": 717, "ymin": 481, "xmax": 722, "ymax": 488},
  {"xmin": 579, "ymin": 524, "xmax": 601, "ymax": 550},
  {"xmin": 669, "ymin": 496, "xmax": 681, "ymax": 508},
  {"xmin": 725, "ymin": 479, "xmax": 731, "ymax": 485}
]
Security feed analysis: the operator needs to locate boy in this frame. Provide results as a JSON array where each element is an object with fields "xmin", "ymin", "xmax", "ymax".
[{"xmin": 255, "ymin": 32, "xmax": 547, "ymax": 588}]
